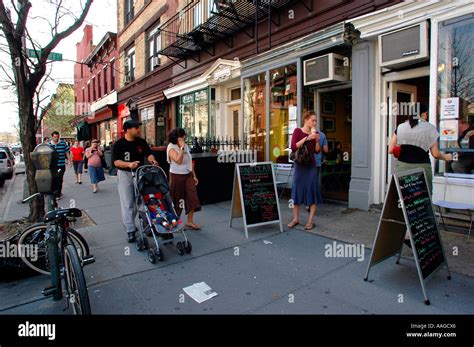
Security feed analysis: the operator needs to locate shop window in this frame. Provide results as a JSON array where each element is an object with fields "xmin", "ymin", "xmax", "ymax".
[
  {"xmin": 179, "ymin": 88, "xmax": 211, "ymax": 139},
  {"xmin": 243, "ymin": 73, "xmax": 267, "ymax": 161},
  {"xmin": 141, "ymin": 107, "xmax": 156, "ymax": 146},
  {"xmin": 270, "ymin": 64, "xmax": 297, "ymax": 162},
  {"xmin": 437, "ymin": 14, "xmax": 474, "ymax": 177}
]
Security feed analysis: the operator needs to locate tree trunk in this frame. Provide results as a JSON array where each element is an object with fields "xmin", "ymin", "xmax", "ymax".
[{"xmin": 18, "ymin": 88, "xmax": 45, "ymax": 222}]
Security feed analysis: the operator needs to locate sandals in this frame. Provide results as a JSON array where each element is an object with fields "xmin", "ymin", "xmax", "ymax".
[
  {"xmin": 304, "ymin": 222, "xmax": 315, "ymax": 230},
  {"xmin": 186, "ymin": 222, "xmax": 201, "ymax": 230},
  {"xmin": 287, "ymin": 220, "xmax": 299, "ymax": 228}
]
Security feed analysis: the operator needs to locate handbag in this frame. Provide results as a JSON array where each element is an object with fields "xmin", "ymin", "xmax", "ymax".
[{"xmin": 290, "ymin": 138, "xmax": 312, "ymax": 166}]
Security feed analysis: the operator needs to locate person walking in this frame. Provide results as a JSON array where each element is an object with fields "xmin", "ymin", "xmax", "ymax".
[
  {"xmin": 49, "ymin": 131, "xmax": 71, "ymax": 199},
  {"xmin": 389, "ymin": 104, "xmax": 452, "ymax": 193},
  {"xmin": 112, "ymin": 119, "xmax": 159, "ymax": 243},
  {"xmin": 288, "ymin": 111, "xmax": 321, "ymax": 230},
  {"xmin": 85, "ymin": 139, "xmax": 106, "ymax": 193},
  {"xmin": 70, "ymin": 140, "xmax": 84, "ymax": 184},
  {"xmin": 166, "ymin": 128, "xmax": 201, "ymax": 230},
  {"xmin": 83, "ymin": 140, "xmax": 91, "ymax": 173},
  {"xmin": 388, "ymin": 104, "xmax": 452, "ymax": 248}
]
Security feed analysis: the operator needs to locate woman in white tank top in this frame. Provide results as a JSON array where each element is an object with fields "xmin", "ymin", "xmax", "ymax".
[{"xmin": 167, "ymin": 128, "xmax": 202, "ymax": 230}]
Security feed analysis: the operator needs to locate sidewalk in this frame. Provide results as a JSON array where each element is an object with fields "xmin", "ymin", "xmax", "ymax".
[{"xmin": 0, "ymin": 167, "xmax": 473, "ymax": 314}]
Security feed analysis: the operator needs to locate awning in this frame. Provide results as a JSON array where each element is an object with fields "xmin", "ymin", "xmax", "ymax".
[
  {"xmin": 87, "ymin": 106, "xmax": 115, "ymax": 124},
  {"xmin": 70, "ymin": 114, "xmax": 89, "ymax": 127},
  {"xmin": 241, "ymin": 22, "xmax": 356, "ymax": 73}
]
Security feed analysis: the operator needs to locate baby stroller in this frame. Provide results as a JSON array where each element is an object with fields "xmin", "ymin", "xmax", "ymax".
[{"xmin": 132, "ymin": 165, "xmax": 192, "ymax": 263}]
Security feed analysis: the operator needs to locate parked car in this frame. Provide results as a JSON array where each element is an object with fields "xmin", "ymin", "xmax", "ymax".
[
  {"xmin": 0, "ymin": 149, "xmax": 14, "ymax": 187},
  {"xmin": 0, "ymin": 146, "xmax": 15, "ymax": 165}
]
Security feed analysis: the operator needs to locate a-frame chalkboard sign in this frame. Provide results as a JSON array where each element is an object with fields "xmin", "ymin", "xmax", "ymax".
[
  {"xmin": 364, "ymin": 168, "xmax": 451, "ymax": 305},
  {"xmin": 229, "ymin": 162, "xmax": 283, "ymax": 238}
]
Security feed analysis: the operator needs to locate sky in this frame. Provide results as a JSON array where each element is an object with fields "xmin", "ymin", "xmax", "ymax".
[{"xmin": 0, "ymin": 0, "xmax": 117, "ymax": 133}]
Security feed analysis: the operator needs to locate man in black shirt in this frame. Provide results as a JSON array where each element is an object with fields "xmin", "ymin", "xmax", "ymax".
[{"xmin": 112, "ymin": 119, "xmax": 159, "ymax": 242}]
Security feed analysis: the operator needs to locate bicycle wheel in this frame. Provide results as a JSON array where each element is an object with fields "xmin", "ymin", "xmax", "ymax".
[
  {"xmin": 17, "ymin": 224, "xmax": 90, "ymax": 275},
  {"xmin": 63, "ymin": 244, "xmax": 91, "ymax": 315}
]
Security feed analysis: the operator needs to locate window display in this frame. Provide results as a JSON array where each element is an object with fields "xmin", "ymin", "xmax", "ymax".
[{"xmin": 437, "ymin": 14, "xmax": 474, "ymax": 177}]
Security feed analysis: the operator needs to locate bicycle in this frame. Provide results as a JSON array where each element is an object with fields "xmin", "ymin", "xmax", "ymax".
[{"xmin": 19, "ymin": 193, "xmax": 95, "ymax": 315}]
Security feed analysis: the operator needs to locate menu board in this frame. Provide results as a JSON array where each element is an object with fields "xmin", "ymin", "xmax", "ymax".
[
  {"xmin": 238, "ymin": 163, "xmax": 279, "ymax": 225},
  {"xmin": 397, "ymin": 171, "xmax": 445, "ymax": 279},
  {"xmin": 365, "ymin": 169, "xmax": 450, "ymax": 304},
  {"xmin": 230, "ymin": 162, "xmax": 283, "ymax": 238}
]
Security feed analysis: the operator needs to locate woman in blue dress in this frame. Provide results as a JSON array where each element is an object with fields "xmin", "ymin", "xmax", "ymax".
[{"xmin": 288, "ymin": 111, "xmax": 321, "ymax": 230}]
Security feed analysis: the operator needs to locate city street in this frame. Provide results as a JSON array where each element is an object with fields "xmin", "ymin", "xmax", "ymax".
[{"xmin": 1, "ymin": 168, "xmax": 473, "ymax": 315}]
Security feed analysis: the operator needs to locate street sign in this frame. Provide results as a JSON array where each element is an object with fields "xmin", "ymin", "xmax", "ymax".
[{"xmin": 27, "ymin": 49, "xmax": 63, "ymax": 61}]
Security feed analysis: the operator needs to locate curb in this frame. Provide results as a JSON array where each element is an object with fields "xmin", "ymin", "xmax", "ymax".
[{"xmin": 0, "ymin": 174, "xmax": 20, "ymax": 223}]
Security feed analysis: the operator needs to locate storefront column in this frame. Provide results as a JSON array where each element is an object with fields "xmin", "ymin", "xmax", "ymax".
[{"xmin": 349, "ymin": 41, "xmax": 374, "ymax": 211}]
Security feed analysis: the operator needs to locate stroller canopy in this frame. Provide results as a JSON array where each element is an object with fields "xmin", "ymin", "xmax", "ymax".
[{"xmin": 137, "ymin": 167, "xmax": 170, "ymax": 196}]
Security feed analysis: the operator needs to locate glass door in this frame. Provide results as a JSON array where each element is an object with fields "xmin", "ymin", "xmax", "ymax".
[{"xmin": 386, "ymin": 82, "xmax": 417, "ymax": 186}]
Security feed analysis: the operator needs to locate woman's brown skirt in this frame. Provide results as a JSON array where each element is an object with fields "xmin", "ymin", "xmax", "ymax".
[{"xmin": 170, "ymin": 172, "xmax": 201, "ymax": 216}]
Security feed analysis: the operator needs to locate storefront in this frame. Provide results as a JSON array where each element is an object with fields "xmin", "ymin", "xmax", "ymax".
[
  {"xmin": 163, "ymin": 59, "xmax": 242, "ymax": 141},
  {"xmin": 350, "ymin": 1, "xmax": 474, "ymax": 210},
  {"xmin": 241, "ymin": 22, "xmax": 355, "ymax": 200}
]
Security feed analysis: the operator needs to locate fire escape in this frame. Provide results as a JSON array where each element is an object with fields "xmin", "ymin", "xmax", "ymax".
[{"xmin": 157, "ymin": 0, "xmax": 313, "ymax": 68}]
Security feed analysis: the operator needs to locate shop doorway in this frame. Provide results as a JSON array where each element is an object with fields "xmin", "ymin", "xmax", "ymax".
[
  {"xmin": 312, "ymin": 86, "xmax": 352, "ymax": 202},
  {"xmin": 385, "ymin": 76, "xmax": 430, "ymax": 190}
]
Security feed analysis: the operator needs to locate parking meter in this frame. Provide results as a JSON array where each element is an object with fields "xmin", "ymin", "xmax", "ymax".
[{"xmin": 30, "ymin": 143, "xmax": 58, "ymax": 194}]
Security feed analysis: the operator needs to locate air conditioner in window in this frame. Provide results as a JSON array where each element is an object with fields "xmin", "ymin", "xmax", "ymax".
[
  {"xmin": 379, "ymin": 21, "xmax": 429, "ymax": 69},
  {"xmin": 303, "ymin": 53, "xmax": 350, "ymax": 86},
  {"xmin": 154, "ymin": 56, "xmax": 161, "ymax": 67}
]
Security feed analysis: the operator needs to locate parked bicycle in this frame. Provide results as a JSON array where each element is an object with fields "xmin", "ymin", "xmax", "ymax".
[{"xmin": 18, "ymin": 192, "xmax": 95, "ymax": 315}]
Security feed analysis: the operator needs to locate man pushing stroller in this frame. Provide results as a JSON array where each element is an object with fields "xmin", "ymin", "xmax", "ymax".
[{"xmin": 112, "ymin": 119, "xmax": 159, "ymax": 243}]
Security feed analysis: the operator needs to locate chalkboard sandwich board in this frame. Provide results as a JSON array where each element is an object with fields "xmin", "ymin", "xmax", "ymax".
[
  {"xmin": 365, "ymin": 168, "xmax": 451, "ymax": 305},
  {"xmin": 230, "ymin": 162, "xmax": 283, "ymax": 238}
]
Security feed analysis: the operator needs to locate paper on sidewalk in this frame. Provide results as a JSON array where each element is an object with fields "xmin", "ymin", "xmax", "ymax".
[{"xmin": 183, "ymin": 282, "xmax": 218, "ymax": 304}]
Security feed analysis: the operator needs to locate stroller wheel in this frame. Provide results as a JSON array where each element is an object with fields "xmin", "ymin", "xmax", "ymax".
[
  {"xmin": 176, "ymin": 242, "xmax": 185, "ymax": 256},
  {"xmin": 147, "ymin": 249, "xmax": 156, "ymax": 264},
  {"xmin": 184, "ymin": 241, "xmax": 192, "ymax": 254},
  {"xmin": 135, "ymin": 238, "xmax": 143, "ymax": 252},
  {"xmin": 156, "ymin": 248, "xmax": 164, "ymax": 262}
]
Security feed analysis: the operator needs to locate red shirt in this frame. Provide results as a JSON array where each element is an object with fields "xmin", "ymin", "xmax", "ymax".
[
  {"xmin": 70, "ymin": 146, "xmax": 84, "ymax": 161},
  {"xmin": 291, "ymin": 128, "xmax": 317, "ymax": 166}
]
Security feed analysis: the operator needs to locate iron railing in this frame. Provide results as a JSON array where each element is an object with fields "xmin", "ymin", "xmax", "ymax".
[
  {"xmin": 158, "ymin": 0, "xmax": 297, "ymax": 60},
  {"xmin": 185, "ymin": 135, "xmax": 253, "ymax": 153}
]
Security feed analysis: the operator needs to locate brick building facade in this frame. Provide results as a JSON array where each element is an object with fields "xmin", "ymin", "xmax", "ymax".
[{"xmin": 74, "ymin": 25, "xmax": 119, "ymax": 145}]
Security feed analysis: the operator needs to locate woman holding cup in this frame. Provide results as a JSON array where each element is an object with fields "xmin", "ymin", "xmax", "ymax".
[{"xmin": 288, "ymin": 111, "xmax": 321, "ymax": 230}]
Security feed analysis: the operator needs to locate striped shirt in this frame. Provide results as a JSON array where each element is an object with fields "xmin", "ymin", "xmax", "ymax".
[{"xmin": 50, "ymin": 140, "xmax": 70, "ymax": 167}]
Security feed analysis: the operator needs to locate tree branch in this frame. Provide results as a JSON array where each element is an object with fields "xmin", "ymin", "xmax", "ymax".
[{"xmin": 28, "ymin": 0, "xmax": 93, "ymax": 90}]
